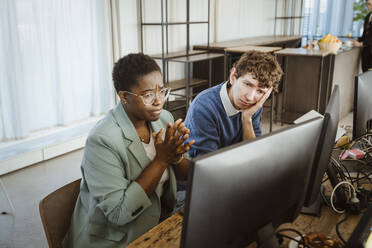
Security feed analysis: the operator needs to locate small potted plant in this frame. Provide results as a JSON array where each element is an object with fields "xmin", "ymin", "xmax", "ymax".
[{"xmin": 353, "ymin": 0, "xmax": 369, "ymax": 22}]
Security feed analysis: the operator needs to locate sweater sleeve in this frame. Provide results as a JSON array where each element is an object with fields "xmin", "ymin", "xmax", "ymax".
[
  {"xmin": 185, "ymin": 101, "xmax": 221, "ymax": 157},
  {"xmin": 252, "ymin": 107, "xmax": 263, "ymax": 137}
]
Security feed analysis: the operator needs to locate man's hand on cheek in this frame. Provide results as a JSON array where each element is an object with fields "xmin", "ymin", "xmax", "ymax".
[{"xmin": 241, "ymin": 87, "xmax": 273, "ymax": 121}]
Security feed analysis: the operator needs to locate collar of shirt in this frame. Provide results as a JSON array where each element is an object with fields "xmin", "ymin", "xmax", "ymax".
[{"xmin": 220, "ymin": 82, "xmax": 240, "ymax": 117}]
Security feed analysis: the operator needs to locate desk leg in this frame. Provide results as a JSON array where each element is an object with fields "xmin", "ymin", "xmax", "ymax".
[
  {"xmin": 316, "ymin": 56, "xmax": 324, "ymax": 112},
  {"xmin": 281, "ymin": 55, "xmax": 288, "ymax": 125},
  {"xmin": 224, "ymin": 51, "xmax": 229, "ymax": 81},
  {"xmin": 270, "ymin": 93, "xmax": 274, "ymax": 132},
  {"xmin": 185, "ymin": 63, "xmax": 190, "ymax": 110},
  {"xmin": 208, "ymin": 59, "xmax": 212, "ymax": 88}
]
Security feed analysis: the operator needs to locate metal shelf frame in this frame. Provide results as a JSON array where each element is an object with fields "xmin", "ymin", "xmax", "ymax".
[
  {"xmin": 274, "ymin": 0, "xmax": 304, "ymax": 36},
  {"xmin": 140, "ymin": 0, "xmax": 222, "ymax": 113}
]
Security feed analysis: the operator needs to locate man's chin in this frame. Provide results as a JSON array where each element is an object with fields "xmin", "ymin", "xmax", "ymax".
[{"xmin": 239, "ymin": 103, "xmax": 254, "ymax": 109}]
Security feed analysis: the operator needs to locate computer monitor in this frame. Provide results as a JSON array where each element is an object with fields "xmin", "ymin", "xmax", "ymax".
[
  {"xmin": 353, "ymin": 71, "xmax": 372, "ymax": 139},
  {"xmin": 303, "ymin": 86, "xmax": 344, "ymax": 213},
  {"xmin": 181, "ymin": 117, "xmax": 324, "ymax": 248}
]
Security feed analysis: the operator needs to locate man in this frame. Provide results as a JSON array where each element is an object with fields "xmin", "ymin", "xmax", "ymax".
[
  {"xmin": 353, "ymin": 0, "xmax": 372, "ymax": 72},
  {"xmin": 184, "ymin": 51, "xmax": 283, "ymax": 157}
]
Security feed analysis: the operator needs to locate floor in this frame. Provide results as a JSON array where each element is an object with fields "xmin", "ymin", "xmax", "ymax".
[
  {"xmin": 0, "ymin": 150, "xmax": 83, "ymax": 248},
  {"xmin": 0, "ymin": 111, "xmax": 353, "ymax": 248}
]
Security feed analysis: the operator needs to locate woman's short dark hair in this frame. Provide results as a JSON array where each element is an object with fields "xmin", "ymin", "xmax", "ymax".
[{"xmin": 112, "ymin": 53, "xmax": 161, "ymax": 93}]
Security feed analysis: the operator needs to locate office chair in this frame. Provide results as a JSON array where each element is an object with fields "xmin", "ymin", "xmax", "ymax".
[{"xmin": 39, "ymin": 178, "xmax": 81, "ymax": 248}]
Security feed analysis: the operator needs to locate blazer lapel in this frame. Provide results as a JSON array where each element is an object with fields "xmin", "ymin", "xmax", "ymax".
[
  {"xmin": 150, "ymin": 118, "xmax": 164, "ymax": 136},
  {"xmin": 112, "ymin": 103, "xmax": 150, "ymax": 169},
  {"xmin": 112, "ymin": 103, "xmax": 168, "ymax": 170}
]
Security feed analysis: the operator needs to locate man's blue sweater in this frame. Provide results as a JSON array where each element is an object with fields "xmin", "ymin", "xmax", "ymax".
[{"xmin": 184, "ymin": 82, "xmax": 262, "ymax": 158}]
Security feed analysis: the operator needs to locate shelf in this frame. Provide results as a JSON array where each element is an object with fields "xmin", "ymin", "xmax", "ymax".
[
  {"xmin": 142, "ymin": 21, "xmax": 208, "ymax": 26},
  {"xmin": 168, "ymin": 53, "xmax": 225, "ymax": 63},
  {"xmin": 151, "ymin": 50, "xmax": 206, "ymax": 60},
  {"xmin": 275, "ymin": 16, "xmax": 305, "ymax": 19},
  {"xmin": 168, "ymin": 78, "xmax": 208, "ymax": 91},
  {"xmin": 140, "ymin": 0, "xmax": 212, "ymax": 111}
]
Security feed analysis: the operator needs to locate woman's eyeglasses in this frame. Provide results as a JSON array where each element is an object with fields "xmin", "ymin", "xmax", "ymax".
[{"xmin": 124, "ymin": 88, "xmax": 171, "ymax": 105}]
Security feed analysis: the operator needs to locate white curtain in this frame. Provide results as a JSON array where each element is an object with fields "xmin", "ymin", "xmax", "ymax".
[
  {"xmin": 0, "ymin": 0, "xmax": 114, "ymax": 141},
  {"xmin": 302, "ymin": 0, "xmax": 356, "ymax": 39}
]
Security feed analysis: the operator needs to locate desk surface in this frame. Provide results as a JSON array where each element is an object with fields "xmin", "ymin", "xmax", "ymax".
[
  {"xmin": 275, "ymin": 48, "xmax": 331, "ymax": 57},
  {"xmin": 194, "ymin": 35, "xmax": 302, "ymax": 51},
  {"xmin": 224, "ymin": 45, "xmax": 282, "ymax": 53},
  {"xmin": 127, "ymin": 207, "xmax": 362, "ymax": 248},
  {"xmin": 127, "ymin": 212, "xmax": 183, "ymax": 248}
]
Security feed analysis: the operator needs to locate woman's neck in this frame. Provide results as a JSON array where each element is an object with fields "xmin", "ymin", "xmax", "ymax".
[{"xmin": 123, "ymin": 103, "xmax": 147, "ymax": 129}]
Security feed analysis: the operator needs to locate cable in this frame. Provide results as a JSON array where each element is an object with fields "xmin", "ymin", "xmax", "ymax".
[
  {"xmin": 321, "ymin": 176, "xmax": 329, "ymax": 184},
  {"xmin": 320, "ymin": 185, "xmax": 332, "ymax": 208},
  {"xmin": 330, "ymin": 157, "xmax": 352, "ymax": 183},
  {"xmin": 353, "ymin": 168, "xmax": 372, "ymax": 185},
  {"xmin": 335, "ymin": 213, "xmax": 349, "ymax": 245},
  {"xmin": 275, "ymin": 233, "xmax": 309, "ymax": 248},
  {"xmin": 276, "ymin": 228, "xmax": 306, "ymax": 247},
  {"xmin": 330, "ymin": 181, "xmax": 356, "ymax": 214},
  {"xmin": 352, "ymin": 171, "xmax": 372, "ymax": 184}
]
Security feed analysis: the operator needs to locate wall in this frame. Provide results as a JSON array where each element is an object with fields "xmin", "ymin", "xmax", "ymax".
[
  {"xmin": 118, "ymin": 0, "xmax": 277, "ymax": 54},
  {"xmin": 215, "ymin": 0, "xmax": 276, "ymax": 41},
  {"xmin": 116, "ymin": 0, "xmax": 277, "ymax": 81}
]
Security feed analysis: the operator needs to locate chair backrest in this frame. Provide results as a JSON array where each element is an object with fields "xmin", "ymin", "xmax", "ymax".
[{"xmin": 39, "ymin": 178, "xmax": 81, "ymax": 248}]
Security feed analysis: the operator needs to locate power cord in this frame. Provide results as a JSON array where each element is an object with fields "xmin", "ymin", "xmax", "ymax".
[
  {"xmin": 330, "ymin": 181, "xmax": 358, "ymax": 214},
  {"xmin": 276, "ymin": 228, "xmax": 308, "ymax": 248},
  {"xmin": 335, "ymin": 213, "xmax": 349, "ymax": 245}
]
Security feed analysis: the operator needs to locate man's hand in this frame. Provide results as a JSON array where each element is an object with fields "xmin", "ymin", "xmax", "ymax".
[{"xmin": 241, "ymin": 87, "xmax": 273, "ymax": 121}]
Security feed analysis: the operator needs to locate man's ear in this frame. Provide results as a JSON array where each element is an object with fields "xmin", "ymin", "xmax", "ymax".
[
  {"xmin": 229, "ymin": 67, "xmax": 236, "ymax": 85},
  {"xmin": 118, "ymin": 91, "xmax": 127, "ymax": 104}
]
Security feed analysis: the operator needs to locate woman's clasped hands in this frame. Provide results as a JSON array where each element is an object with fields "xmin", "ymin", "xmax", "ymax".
[{"xmin": 153, "ymin": 119, "xmax": 194, "ymax": 165}]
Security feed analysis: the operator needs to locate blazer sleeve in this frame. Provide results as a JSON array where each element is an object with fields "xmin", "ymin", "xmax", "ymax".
[{"xmin": 82, "ymin": 132, "xmax": 152, "ymax": 227}]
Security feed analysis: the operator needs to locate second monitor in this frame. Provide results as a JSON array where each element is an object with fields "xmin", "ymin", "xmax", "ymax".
[{"xmin": 181, "ymin": 117, "xmax": 324, "ymax": 248}]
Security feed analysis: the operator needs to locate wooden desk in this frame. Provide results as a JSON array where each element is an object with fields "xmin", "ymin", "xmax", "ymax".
[
  {"xmin": 127, "ymin": 212, "xmax": 183, "ymax": 248},
  {"xmin": 194, "ymin": 35, "xmax": 302, "ymax": 53},
  {"xmin": 274, "ymin": 48, "xmax": 333, "ymax": 123},
  {"xmin": 127, "ymin": 207, "xmax": 361, "ymax": 248},
  {"xmin": 224, "ymin": 45, "xmax": 282, "ymax": 54},
  {"xmin": 224, "ymin": 45, "xmax": 283, "ymax": 73}
]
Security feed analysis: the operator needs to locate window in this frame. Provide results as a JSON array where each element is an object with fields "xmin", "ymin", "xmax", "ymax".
[{"xmin": 0, "ymin": 0, "xmax": 114, "ymax": 142}]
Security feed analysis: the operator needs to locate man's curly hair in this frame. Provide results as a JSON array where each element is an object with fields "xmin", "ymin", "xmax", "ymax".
[
  {"xmin": 233, "ymin": 51, "xmax": 283, "ymax": 92},
  {"xmin": 112, "ymin": 53, "xmax": 161, "ymax": 93}
]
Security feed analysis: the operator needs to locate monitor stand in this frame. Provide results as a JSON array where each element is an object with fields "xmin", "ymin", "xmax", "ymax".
[
  {"xmin": 301, "ymin": 185, "xmax": 325, "ymax": 216},
  {"xmin": 256, "ymin": 223, "xmax": 280, "ymax": 248}
]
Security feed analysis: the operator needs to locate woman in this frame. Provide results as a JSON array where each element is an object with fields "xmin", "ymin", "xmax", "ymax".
[
  {"xmin": 63, "ymin": 53, "xmax": 194, "ymax": 247},
  {"xmin": 353, "ymin": 0, "xmax": 372, "ymax": 72}
]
